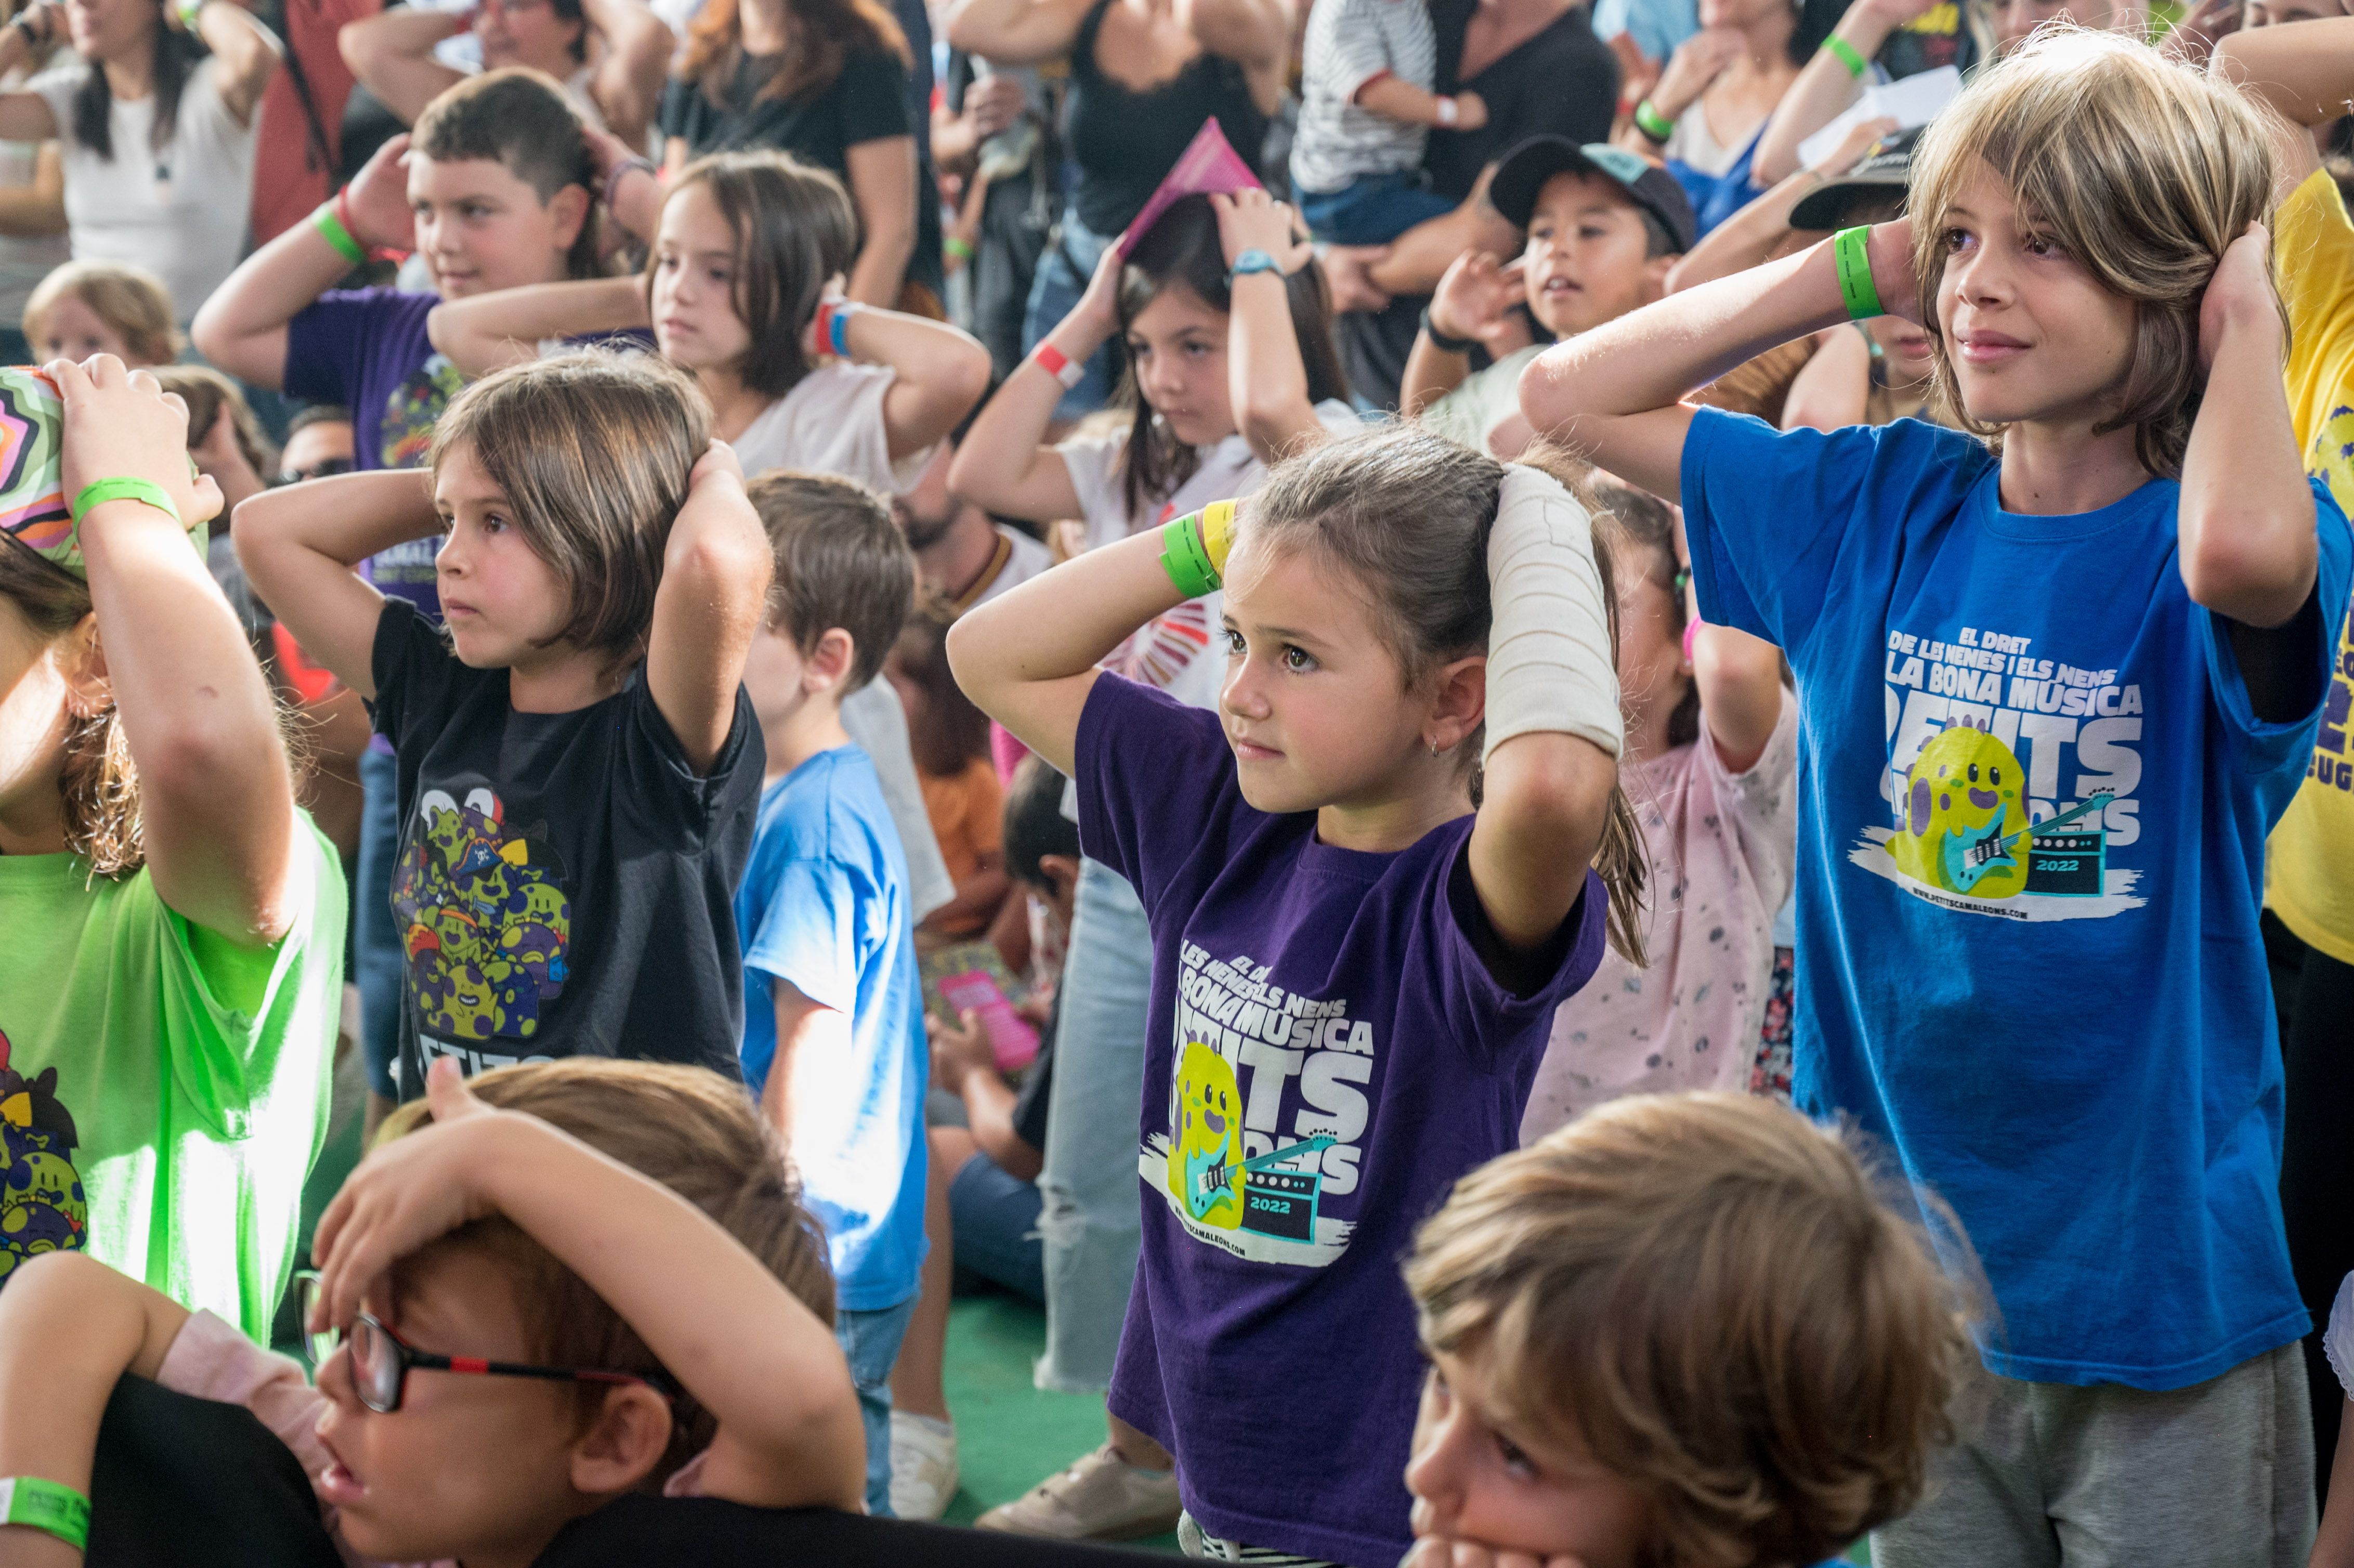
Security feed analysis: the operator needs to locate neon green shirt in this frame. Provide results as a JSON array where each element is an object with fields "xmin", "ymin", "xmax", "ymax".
[{"xmin": 0, "ymin": 816, "xmax": 345, "ymax": 1341}]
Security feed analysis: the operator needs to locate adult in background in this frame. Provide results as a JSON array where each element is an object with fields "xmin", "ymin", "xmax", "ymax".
[
  {"xmin": 0, "ymin": 0, "xmax": 278, "ymax": 323},
  {"xmin": 337, "ymin": 0, "xmax": 675, "ymax": 152},
  {"xmin": 1323, "ymin": 0, "xmax": 1618, "ymax": 409},
  {"xmin": 657, "ymin": 0, "xmax": 924, "ymax": 309},
  {"xmin": 944, "ymin": 0, "xmax": 1291, "ymax": 415}
]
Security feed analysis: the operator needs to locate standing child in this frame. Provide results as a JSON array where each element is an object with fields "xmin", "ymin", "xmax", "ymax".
[
  {"xmin": 734, "ymin": 469, "xmax": 928, "ymax": 1518},
  {"xmin": 233, "ymin": 349, "xmax": 773, "ymax": 1092},
  {"xmin": 1523, "ymin": 30, "xmax": 2353, "ymax": 1564},
  {"xmin": 0, "ymin": 358, "xmax": 345, "ymax": 1342},
  {"xmin": 426, "ymin": 149, "xmax": 991, "ymax": 499},
  {"xmin": 1289, "ymin": 0, "xmax": 1486, "ymax": 246},
  {"xmin": 1519, "ymin": 475, "xmax": 1795, "ymax": 1139},
  {"xmin": 192, "ymin": 66, "xmax": 608, "ymax": 1131},
  {"xmin": 950, "ymin": 423, "xmax": 1644, "ymax": 1564},
  {"xmin": 1402, "ymin": 1092, "xmax": 1974, "ymax": 1568}
]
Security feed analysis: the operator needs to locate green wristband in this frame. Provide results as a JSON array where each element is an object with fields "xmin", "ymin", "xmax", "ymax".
[
  {"xmin": 0, "ymin": 1477, "xmax": 91, "ymax": 1552},
  {"xmin": 1157, "ymin": 513, "xmax": 1221, "ymax": 599},
  {"xmin": 1823, "ymin": 34, "xmax": 1869, "ymax": 78},
  {"xmin": 1632, "ymin": 98, "xmax": 1676, "ymax": 142},
  {"xmin": 72, "ymin": 476, "xmax": 180, "ymax": 523},
  {"xmin": 312, "ymin": 200, "xmax": 365, "ymax": 268},
  {"xmin": 1834, "ymin": 225, "xmax": 1886, "ymax": 321}
]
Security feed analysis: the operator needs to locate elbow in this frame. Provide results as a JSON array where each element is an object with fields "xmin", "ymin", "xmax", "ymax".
[
  {"xmin": 189, "ymin": 302, "xmax": 231, "ymax": 368},
  {"xmin": 2180, "ymin": 521, "xmax": 2315, "ymax": 626},
  {"xmin": 1515, "ymin": 349, "xmax": 1590, "ymax": 443},
  {"xmin": 1482, "ymin": 732, "xmax": 1614, "ymax": 856},
  {"xmin": 337, "ymin": 24, "xmax": 377, "ymax": 77},
  {"xmin": 943, "ymin": 334, "xmax": 993, "ymax": 423},
  {"xmin": 1691, "ymin": 624, "xmax": 1784, "ymax": 698}
]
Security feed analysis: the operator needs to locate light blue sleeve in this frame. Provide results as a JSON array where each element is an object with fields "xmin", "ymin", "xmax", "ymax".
[
  {"xmin": 1591, "ymin": 0, "xmax": 1698, "ymax": 62},
  {"xmin": 743, "ymin": 855, "xmax": 870, "ymax": 1067}
]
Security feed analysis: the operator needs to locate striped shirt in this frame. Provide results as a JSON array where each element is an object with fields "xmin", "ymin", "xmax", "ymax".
[{"xmin": 1289, "ymin": 0, "xmax": 1438, "ymax": 194}]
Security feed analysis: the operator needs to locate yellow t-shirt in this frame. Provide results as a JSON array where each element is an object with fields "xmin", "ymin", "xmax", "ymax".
[{"xmin": 2268, "ymin": 167, "xmax": 2354, "ymax": 964}]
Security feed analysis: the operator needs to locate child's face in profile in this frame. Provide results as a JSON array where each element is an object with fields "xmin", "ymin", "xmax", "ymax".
[
  {"xmin": 1217, "ymin": 535, "xmax": 1460, "ymax": 819},
  {"xmin": 1931, "ymin": 161, "xmax": 2137, "ymax": 434},
  {"xmin": 433, "ymin": 440, "xmax": 574, "ymax": 671},
  {"xmin": 650, "ymin": 181, "xmax": 755, "ymax": 378},
  {"xmin": 408, "ymin": 154, "xmax": 586, "ymax": 300},
  {"xmin": 34, "ymin": 293, "xmax": 138, "ymax": 368},
  {"xmin": 1406, "ymin": 1349, "xmax": 1651, "ymax": 1568},
  {"xmin": 311, "ymin": 1246, "xmax": 597, "ymax": 1565},
  {"xmin": 1124, "ymin": 283, "xmax": 1236, "ymax": 451},
  {"xmin": 1521, "ymin": 174, "xmax": 1670, "ymax": 341}
]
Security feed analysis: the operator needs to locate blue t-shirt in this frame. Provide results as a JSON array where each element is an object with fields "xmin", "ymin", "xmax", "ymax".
[
  {"xmin": 1077, "ymin": 676, "xmax": 1606, "ymax": 1565},
  {"xmin": 736, "ymin": 746, "xmax": 927, "ymax": 1313},
  {"xmin": 1682, "ymin": 407, "xmax": 2354, "ymax": 1390}
]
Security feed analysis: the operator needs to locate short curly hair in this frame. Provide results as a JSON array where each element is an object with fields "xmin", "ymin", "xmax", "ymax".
[
  {"xmin": 1907, "ymin": 27, "xmax": 2282, "ymax": 479},
  {"xmin": 1405, "ymin": 1093, "xmax": 1980, "ymax": 1568}
]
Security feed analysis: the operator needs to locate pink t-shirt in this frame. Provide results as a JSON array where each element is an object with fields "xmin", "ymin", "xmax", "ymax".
[
  {"xmin": 157, "ymin": 1309, "xmax": 709, "ymax": 1568},
  {"xmin": 1520, "ymin": 692, "xmax": 1798, "ymax": 1141}
]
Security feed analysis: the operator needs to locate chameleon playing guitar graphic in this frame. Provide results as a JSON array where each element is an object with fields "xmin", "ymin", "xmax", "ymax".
[
  {"xmin": 1940, "ymin": 792, "xmax": 2116, "ymax": 895},
  {"xmin": 1192, "ymin": 1135, "xmax": 1337, "ymax": 1209}
]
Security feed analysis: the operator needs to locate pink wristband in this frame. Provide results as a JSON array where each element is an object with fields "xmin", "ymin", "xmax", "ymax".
[{"xmin": 1682, "ymin": 617, "xmax": 1701, "ymax": 663}]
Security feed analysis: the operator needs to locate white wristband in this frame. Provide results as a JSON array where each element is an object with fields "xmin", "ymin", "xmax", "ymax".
[
  {"xmin": 1434, "ymin": 95, "xmax": 1459, "ymax": 127},
  {"xmin": 1483, "ymin": 464, "xmax": 1622, "ymax": 765}
]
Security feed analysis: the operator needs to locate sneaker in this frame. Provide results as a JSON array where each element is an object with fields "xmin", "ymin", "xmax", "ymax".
[
  {"xmin": 974, "ymin": 1443, "xmax": 1182, "ymax": 1540},
  {"xmin": 890, "ymin": 1412, "xmax": 959, "ymax": 1522}
]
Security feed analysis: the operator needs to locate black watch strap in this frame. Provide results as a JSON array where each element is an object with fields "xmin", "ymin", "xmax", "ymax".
[{"xmin": 1419, "ymin": 306, "xmax": 1479, "ymax": 356}]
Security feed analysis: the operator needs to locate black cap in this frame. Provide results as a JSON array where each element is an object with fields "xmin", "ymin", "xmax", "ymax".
[
  {"xmin": 1788, "ymin": 124, "xmax": 1924, "ymax": 233},
  {"xmin": 1487, "ymin": 137, "xmax": 1698, "ymax": 254}
]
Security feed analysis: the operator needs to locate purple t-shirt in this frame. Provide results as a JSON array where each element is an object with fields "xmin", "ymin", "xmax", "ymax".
[
  {"xmin": 1076, "ymin": 676, "xmax": 1606, "ymax": 1566},
  {"xmin": 283, "ymin": 287, "xmax": 456, "ymax": 623}
]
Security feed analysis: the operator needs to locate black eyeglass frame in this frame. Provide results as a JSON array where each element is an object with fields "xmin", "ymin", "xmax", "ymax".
[
  {"xmin": 272, "ymin": 457, "xmax": 356, "ymax": 486},
  {"xmin": 295, "ymin": 1272, "xmax": 678, "ymax": 1414}
]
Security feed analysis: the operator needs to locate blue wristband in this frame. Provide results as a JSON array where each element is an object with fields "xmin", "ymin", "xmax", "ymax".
[
  {"xmin": 1231, "ymin": 248, "xmax": 1281, "ymax": 279},
  {"xmin": 828, "ymin": 303, "xmax": 856, "ymax": 358}
]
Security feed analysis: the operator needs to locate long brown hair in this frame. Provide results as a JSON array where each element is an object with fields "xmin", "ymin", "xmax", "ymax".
[
  {"xmin": 1241, "ymin": 426, "xmax": 1652, "ymax": 967},
  {"xmin": 0, "ymin": 543, "xmax": 141, "ymax": 877},
  {"xmin": 678, "ymin": 0, "xmax": 910, "ymax": 108}
]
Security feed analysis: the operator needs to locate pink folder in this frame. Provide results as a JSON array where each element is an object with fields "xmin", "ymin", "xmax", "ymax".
[{"xmin": 1115, "ymin": 116, "xmax": 1265, "ymax": 257}]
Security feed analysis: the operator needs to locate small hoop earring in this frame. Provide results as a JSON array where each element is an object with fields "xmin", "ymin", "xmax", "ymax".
[{"xmin": 1427, "ymin": 737, "xmax": 1441, "ymax": 757}]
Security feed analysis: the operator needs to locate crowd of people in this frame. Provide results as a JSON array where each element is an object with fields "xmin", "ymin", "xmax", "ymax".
[{"xmin": 0, "ymin": 0, "xmax": 2349, "ymax": 1564}]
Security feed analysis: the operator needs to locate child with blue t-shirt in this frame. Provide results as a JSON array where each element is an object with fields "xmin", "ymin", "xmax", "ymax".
[
  {"xmin": 1524, "ymin": 31, "xmax": 2353, "ymax": 1566},
  {"xmin": 735, "ymin": 469, "xmax": 928, "ymax": 1520},
  {"xmin": 950, "ymin": 424, "xmax": 1644, "ymax": 1565}
]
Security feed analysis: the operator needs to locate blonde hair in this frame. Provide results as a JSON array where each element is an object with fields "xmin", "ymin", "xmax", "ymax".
[
  {"xmin": 1405, "ymin": 1093, "xmax": 1979, "ymax": 1568},
  {"xmin": 1907, "ymin": 27, "xmax": 2281, "ymax": 478},
  {"xmin": 21, "ymin": 260, "xmax": 182, "ymax": 367},
  {"xmin": 376, "ymin": 1058, "xmax": 834, "ymax": 1482}
]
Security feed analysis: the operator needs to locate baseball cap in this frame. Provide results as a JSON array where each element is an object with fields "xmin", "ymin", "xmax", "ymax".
[
  {"xmin": 1487, "ymin": 137, "xmax": 1698, "ymax": 254},
  {"xmin": 1788, "ymin": 124, "xmax": 1924, "ymax": 233}
]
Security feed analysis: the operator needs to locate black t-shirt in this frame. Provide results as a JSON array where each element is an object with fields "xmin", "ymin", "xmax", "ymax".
[
  {"xmin": 1062, "ymin": 0, "xmax": 1266, "ymax": 236},
  {"xmin": 1336, "ymin": 0, "xmax": 1618, "ymax": 409},
  {"xmin": 90, "ymin": 1376, "xmax": 342, "ymax": 1568},
  {"xmin": 659, "ymin": 48, "xmax": 915, "ymax": 177},
  {"xmin": 1008, "ymin": 987, "xmax": 1058, "ymax": 1151},
  {"xmin": 533, "ymin": 1492, "xmax": 1173, "ymax": 1566},
  {"xmin": 371, "ymin": 597, "xmax": 761, "ymax": 1092}
]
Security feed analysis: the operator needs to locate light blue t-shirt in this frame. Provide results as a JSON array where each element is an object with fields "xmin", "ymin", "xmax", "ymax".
[
  {"xmin": 737, "ymin": 745, "xmax": 929, "ymax": 1312},
  {"xmin": 1589, "ymin": 0, "xmax": 1697, "ymax": 64},
  {"xmin": 1682, "ymin": 407, "xmax": 2352, "ymax": 1390}
]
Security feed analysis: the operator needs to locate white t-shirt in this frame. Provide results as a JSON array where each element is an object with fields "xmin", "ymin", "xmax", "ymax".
[
  {"xmin": 1662, "ymin": 97, "xmax": 1749, "ymax": 178},
  {"xmin": 30, "ymin": 57, "xmax": 257, "ymax": 322},
  {"xmin": 1058, "ymin": 400, "xmax": 1361, "ymax": 712},
  {"xmin": 730, "ymin": 360, "xmax": 935, "ymax": 497},
  {"xmin": 0, "ymin": 136, "xmax": 67, "ymax": 325}
]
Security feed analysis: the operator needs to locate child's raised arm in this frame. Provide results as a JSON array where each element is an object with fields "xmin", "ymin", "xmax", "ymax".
[
  {"xmin": 947, "ymin": 242, "xmax": 1126, "ymax": 523},
  {"xmin": 1518, "ymin": 222, "xmax": 1911, "ymax": 500},
  {"xmin": 946, "ymin": 523, "xmax": 1188, "ymax": 774},
  {"xmin": 824, "ymin": 300, "xmax": 994, "ymax": 464},
  {"xmin": 1212, "ymin": 189, "xmax": 1329, "ymax": 464},
  {"xmin": 232, "ymin": 466, "xmax": 437, "ymax": 699},
  {"xmin": 61, "ymin": 359, "xmax": 302, "ymax": 946},
  {"xmin": 428, "ymin": 276, "xmax": 651, "ymax": 379},
  {"xmin": 646, "ymin": 442, "xmax": 773, "ymax": 775},
  {"xmin": 308, "ymin": 1059, "xmax": 868, "ymax": 1512},
  {"xmin": 2211, "ymin": 14, "xmax": 2354, "ymax": 189},
  {"xmin": 191, "ymin": 135, "xmax": 416, "ymax": 389}
]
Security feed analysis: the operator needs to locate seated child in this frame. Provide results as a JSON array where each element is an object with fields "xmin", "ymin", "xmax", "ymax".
[
  {"xmin": 1405, "ymin": 138, "xmax": 1696, "ymax": 459},
  {"xmin": 1401, "ymin": 1091, "xmax": 1975, "ymax": 1567},
  {"xmin": 21, "ymin": 259, "xmax": 181, "ymax": 368},
  {"xmin": 233, "ymin": 349, "xmax": 773, "ymax": 1091},
  {"xmin": 734, "ymin": 469, "xmax": 929, "ymax": 1518},
  {"xmin": 0, "ymin": 1055, "xmax": 865, "ymax": 1566},
  {"xmin": 1290, "ymin": 0, "xmax": 1487, "ymax": 246}
]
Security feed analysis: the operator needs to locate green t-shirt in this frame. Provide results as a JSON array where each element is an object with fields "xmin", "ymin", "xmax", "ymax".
[{"xmin": 0, "ymin": 816, "xmax": 346, "ymax": 1341}]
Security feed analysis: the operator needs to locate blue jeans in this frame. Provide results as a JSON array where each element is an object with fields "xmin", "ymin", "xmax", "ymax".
[
  {"xmin": 837, "ymin": 1295, "xmax": 919, "ymax": 1517},
  {"xmin": 1021, "ymin": 204, "xmax": 1120, "ymax": 420},
  {"xmin": 1297, "ymin": 169, "xmax": 1458, "ymax": 246},
  {"xmin": 1034, "ymin": 857, "xmax": 1154, "ymax": 1392},
  {"xmin": 950, "ymin": 1149, "xmax": 1046, "ymax": 1302},
  {"xmin": 354, "ymin": 746, "xmax": 403, "ymax": 1099}
]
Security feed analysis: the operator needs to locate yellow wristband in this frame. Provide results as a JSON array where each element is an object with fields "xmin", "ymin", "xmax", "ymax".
[{"xmin": 1198, "ymin": 498, "xmax": 1237, "ymax": 576}]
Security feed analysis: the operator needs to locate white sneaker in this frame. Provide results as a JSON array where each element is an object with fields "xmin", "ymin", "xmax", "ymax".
[
  {"xmin": 889, "ymin": 1411, "xmax": 959, "ymax": 1521},
  {"xmin": 974, "ymin": 1443, "xmax": 1182, "ymax": 1540}
]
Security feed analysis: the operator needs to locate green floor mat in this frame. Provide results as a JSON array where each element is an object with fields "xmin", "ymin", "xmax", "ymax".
[{"xmin": 936, "ymin": 1291, "xmax": 1179, "ymax": 1551}]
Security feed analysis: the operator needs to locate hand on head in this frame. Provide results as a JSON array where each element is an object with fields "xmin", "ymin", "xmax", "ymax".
[
  {"xmin": 344, "ymin": 133, "xmax": 420, "ymax": 254},
  {"xmin": 49, "ymin": 354, "xmax": 224, "ymax": 533},
  {"xmin": 2199, "ymin": 221, "xmax": 2279, "ymax": 371},
  {"xmin": 1211, "ymin": 188, "xmax": 1314, "ymax": 276}
]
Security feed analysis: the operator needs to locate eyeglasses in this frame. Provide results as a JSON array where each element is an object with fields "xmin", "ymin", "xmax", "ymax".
[
  {"xmin": 295, "ymin": 1272, "xmax": 677, "ymax": 1414},
  {"xmin": 272, "ymin": 457, "xmax": 354, "ymax": 486}
]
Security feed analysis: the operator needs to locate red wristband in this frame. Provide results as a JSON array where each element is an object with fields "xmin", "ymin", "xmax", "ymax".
[{"xmin": 1033, "ymin": 342, "xmax": 1084, "ymax": 389}]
